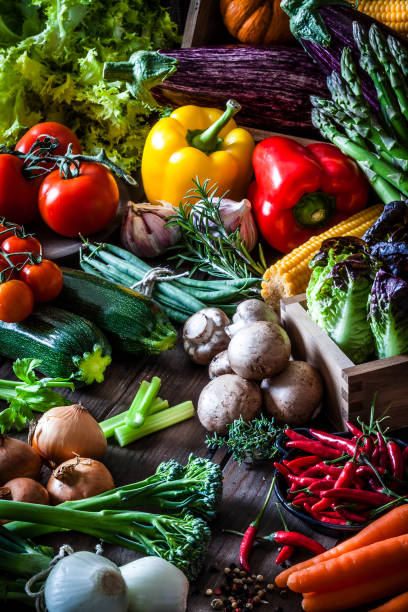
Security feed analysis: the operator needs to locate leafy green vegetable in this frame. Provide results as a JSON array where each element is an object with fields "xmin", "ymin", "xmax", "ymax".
[
  {"xmin": 0, "ymin": 358, "xmax": 74, "ymax": 433},
  {"xmin": 307, "ymin": 240, "xmax": 375, "ymax": 363},
  {"xmin": 206, "ymin": 415, "xmax": 283, "ymax": 463},
  {"xmin": 368, "ymin": 270, "xmax": 408, "ymax": 358},
  {"xmin": 0, "ymin": 0, "xmax": 179, "ymax": 172}
]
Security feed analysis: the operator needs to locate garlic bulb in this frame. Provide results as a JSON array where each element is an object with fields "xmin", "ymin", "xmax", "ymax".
[
  {"xmin": 121, "ymin": 201, "xmax": 181, "ymax": 258},
  {"xmin": 193, "ymin": 197, "xmax": 258, "ymax": 252},
  {"xmin": 120, "ymin": 556, "xmax": 189, "ymax": 612},
  {"xmin": 44, "ymin": 551, "xmax": 129, "ymax": 612}
]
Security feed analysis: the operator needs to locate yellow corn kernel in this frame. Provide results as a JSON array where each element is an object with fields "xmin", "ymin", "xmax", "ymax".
[
  {"xmin": 261, "ymin": 204, "xmax": 384, "ymax": 310},
  {"xmin": 346, "ymin": 0, "xmax": 408, "ymax": 36}
]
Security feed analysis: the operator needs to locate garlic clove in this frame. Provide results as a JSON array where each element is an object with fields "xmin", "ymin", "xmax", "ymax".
[{"xmin": 121, "ymin": 201, "xmax": 180, "ymax": 258}]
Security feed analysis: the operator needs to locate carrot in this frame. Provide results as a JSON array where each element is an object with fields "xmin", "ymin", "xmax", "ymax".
[
  {"xmin": 368, "ymin": 591, "xmax": 408, "ymax": 611},
  {"xmin": 275, "ymin": 504, "xmax": 408, "ymax": 588},
  {"xmin": 288, "ymin": 534, "xmax": 408, "ymax": 593},
  {"xmin": 301, "ymin": 565, "xmax": 408, "ymax": 612}
]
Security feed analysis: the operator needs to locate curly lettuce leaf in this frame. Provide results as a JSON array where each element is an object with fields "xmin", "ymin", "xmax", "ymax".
[
  {"xmin": 368, "ymin": 270, "xmax": 408, "ymax": 359},
  {"xmin": 0, "ymin": 0, "xmax": 179, "ymax": 172}
]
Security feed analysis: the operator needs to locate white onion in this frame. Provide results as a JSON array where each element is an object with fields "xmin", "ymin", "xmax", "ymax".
[
  {"xmin": 44, "ymin": 551, "xmax": 128, "ymax": 612},
  {"xmin": 120, "ymin": 556, "xmax": 189, "ymax": 612}
]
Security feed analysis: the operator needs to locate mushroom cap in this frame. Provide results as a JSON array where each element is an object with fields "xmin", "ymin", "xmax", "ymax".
[
  {"xmin": 197, "ymin": 374, "xmax": 261, "ymax": 433},
  {"xmin": 183, "ymin": 307, "xmax": 230, "ymax": 365}
]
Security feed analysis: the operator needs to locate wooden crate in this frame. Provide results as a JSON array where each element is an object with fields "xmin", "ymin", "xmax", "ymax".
[
  {"xmin": 281, "ymin": 294, "xmax": 408, "ymax": 431},
  {"xmin": 182, "ymin": 0, "xmax": 229, "ymax": 48}
]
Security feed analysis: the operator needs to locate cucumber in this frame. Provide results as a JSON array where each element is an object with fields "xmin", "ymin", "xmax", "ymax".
[
  {"xmin": 59, "ymin": 268, "xmax": 177, "ymax": 354},
  {"xmin": 0, "ymin": 305, "xmax": 112, "ymax": 384}
]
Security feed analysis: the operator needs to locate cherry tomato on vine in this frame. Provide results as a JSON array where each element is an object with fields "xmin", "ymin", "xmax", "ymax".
[
  {"xmin": 39, "ymin": 162, "xmax": 119, "ymax": 237},
  {"xmin": 0, "ymin": 155, "xmax": 40, "ymax": 224},
  {"xmin": 0, "ymin": 280, "xmax": 34, "ymax": 322},
  {"xmin": 1, "ymin": 235, "xmax": 42, "ymax": 267},
  {"xmin": 0, "ymin": 221, "xmax": 21, "ymax": 242},
  {"xmin": 15, "ymin": 122, "xmax": 82, "ymax": 157},
  {"xmin": 0, "ymin": 254, "xmax": 16, "ymax": 282},
  {"xmin": 19, "ymin": 260, "xmax": 63, "ymax": 302}
]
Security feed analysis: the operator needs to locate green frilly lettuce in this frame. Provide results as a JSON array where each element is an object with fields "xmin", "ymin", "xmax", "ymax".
[{"xmin": 0, "ymin": 0, "xmax": 179, "ymax": 171}]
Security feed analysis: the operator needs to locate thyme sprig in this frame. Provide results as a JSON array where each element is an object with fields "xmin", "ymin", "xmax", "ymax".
[
  {"xmin": 167, "ymin": 178, "xmax": 266, "ymax": 284},
  {"xmin": 206, "ymin": 415, "xmax": 283, "ymax": 463}
]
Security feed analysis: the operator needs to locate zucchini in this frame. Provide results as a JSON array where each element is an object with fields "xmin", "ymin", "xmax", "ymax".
[
  {"xmin": 59, "ymin": 268, "xmax": 177, "ymax": 354},
  {"xmin": 0, "ymin": 306, "xmax": 112, "ymax": 384}
]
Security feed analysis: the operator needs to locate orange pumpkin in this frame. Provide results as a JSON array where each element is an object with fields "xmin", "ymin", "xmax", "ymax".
[{"xmin": 220, "ymin": 0, "xmax": 292, "ymax": 45}]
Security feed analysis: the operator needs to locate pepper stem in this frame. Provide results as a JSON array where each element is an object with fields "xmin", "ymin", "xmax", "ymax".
[
  {"xmin": 293, "ymin": 191, "xmax": 336, "ymax": 229},
  {"xmin": 189, "ymin": 99, "xmax": 241, "ymax": 154},
  {"xmin": 252, "ymin": 475, "xmax": 276, "ymax": 529}
]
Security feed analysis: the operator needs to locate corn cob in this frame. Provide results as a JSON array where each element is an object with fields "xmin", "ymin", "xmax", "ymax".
[
  {"xmin": 347, "ymin": 1, "xmax": 408, "ymax": 37},
  {"xmin": 261, "ymin": 204, "xmax": 384, "ymax": 310}
]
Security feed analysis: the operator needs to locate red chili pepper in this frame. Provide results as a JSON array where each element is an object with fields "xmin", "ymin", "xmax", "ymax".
[
  {"xmin": 286, "ymin": 440, "xmax": 343, "ymax": 459},
  {"xmin": 320, "ymin": 509, "xmax": 343, "ymax": 519},
  {"xmin": 316, "ymin": 463, "xmax": 343, "ymax": 478},
  {"xmin": 308, "ymin": 479, "xmax": 336, "ymax": 493},
  {"xmin": 266, "ymin": 530, "xmax": 326, "ymax": 555},
  {"xmin": 239, "ymin": 476, "xmax": 275, "ymax": 573},
  {"xmin": 291, "ymin": 495, "xmax": 320, "ymax": 507},
  {"xmin": 321, "ymin": 488, "xmax": 394, "ymax": 506},
  {"xmin": 287, "ymin": 474, "xmax": 320, "ymax": 488},
  {"xmin": 335, "ymin": 461, "xmax": 357, "ymax": 489},
  {"xmin": 276, "ymin": 545, "xmax": 294, "ymax": 564},
  {"xmin": 355, "ymin": 465, "xmax": 386, "ymax": 478},
  {"xmin": 371, "ymin": 446, "xmax": 380, "ymax": 465},
  {"xmin": 285, "ymin": 429, "xmax": 311, "ymax": 442},
  {"xmin": 248, "ymin": 137, "xmax": 368, "ymax": 253},
  {"xmin": 352, "ymin": 475, "xmax": 366, "ymax": 489},
  {"xmin": 387, "ymin": 441, "xmax": 404, "ymax": 482},
  {"xmin": 376, "ymin": 431, "xmax": 389, "ymax": 469},
  {"xmin": 335, "ymin": 506, "xmax": 368, "ymax": 523},
  {"xmin": 403, "ymin": 446, "xmax": 408, "ymax": 463},
  {"xmin": 346, "ymin": 422, "xmax": 363, "ymax": 438},
  {"xmin": 363, "ymin": 436, "xmax": 374, "ymax": 456},
  {"xmin": 304, "ymin": 503, "xmax": 348, "ymax": 525},
  {"xmin": 309, "ymin": 428, "xmax": 357, "ymax": 456},
  {"xmin": 274, "ymin": 462, "xmax": 291, "ymax": 482},
  {"xmin": 284, "ymin": 455, "xmax": 321, "ymax": 474},
  {"xmin": 301, "ymin": 465, "xmax": 326, "ymax": 478},
  {"xmin": 311, "ymin": 498, "xmax": 332, "ymax": 512}
]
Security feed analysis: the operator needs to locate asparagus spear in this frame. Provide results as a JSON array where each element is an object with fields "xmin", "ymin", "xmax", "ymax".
[
  {"xmin": 369, "ymin": 25, "xmax": 408, "ymax": 120},
  {"xmin": 311, "ymin": 108, "xmax": 404, "ymax": 203},
  {"xmin": 354, "ymin": 22, "xmax": 408, "ymax": 146},
  {"xmin": 388, "ymin": 35, "xmax": 408, "ymax": 80}
]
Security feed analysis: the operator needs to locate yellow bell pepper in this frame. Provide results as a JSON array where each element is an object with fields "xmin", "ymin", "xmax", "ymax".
[{"xmin": 141, "ymin": 99, "xmax": 255, "ymax": 206}]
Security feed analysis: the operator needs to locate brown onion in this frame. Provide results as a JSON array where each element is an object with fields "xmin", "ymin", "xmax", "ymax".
[
  {"xmin": 0, "ymin": 435, "xmax": 42, "ymax": 484},
  {"xmin": 31, "ymin": 404, "xmax": 107, "ymax": 467},
  {"xmin": 46, "ymin": 457, "xmax": 115, "ymax": 504},
  {"xmin": 0, "ymin": 477, "xmax": 49, "ymax": 504}
]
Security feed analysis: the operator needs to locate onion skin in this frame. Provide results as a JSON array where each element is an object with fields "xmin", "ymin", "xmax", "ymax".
[
  {"xmin": 31, "ymin": 404, "xmax": 107, "ymax": 467},
  {"xmin": 46, "ymin": 457, "xmax": 115, "ymax": 505},
  {"xmin": 0, "ymin": 435, "xmax": 42, "ymax": 484},
  {"xmin": 0, "ymin": 477, "xmax": 49, "ymax": 504}
]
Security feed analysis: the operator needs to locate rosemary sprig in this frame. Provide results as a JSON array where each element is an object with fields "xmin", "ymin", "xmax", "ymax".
[{"xmin": 166, "ymin": 178, "xmax": 266, "ymax": 284}]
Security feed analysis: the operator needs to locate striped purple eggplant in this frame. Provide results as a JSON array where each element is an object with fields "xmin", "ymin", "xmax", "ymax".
[
  {"xmin": 151, "ymin": 45, "xmax": 328, "ymax": 137},
  {"xmin": 281, "ymin": 0, "xmax": 408, "ymax": 112}
]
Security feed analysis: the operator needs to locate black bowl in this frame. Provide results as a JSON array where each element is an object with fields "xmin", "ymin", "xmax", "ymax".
[{"xmin": 274, "ymin": 428, "xmax": 407, "ymax": 538}]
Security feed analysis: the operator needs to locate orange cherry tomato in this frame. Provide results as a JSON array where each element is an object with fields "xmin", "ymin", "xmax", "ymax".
[
  {"xmin": 19, "ymin": 260, "xmax": 63, "ymax": 302},
  {"xmin": 0, "ymin": 280, "xmax": 34, "ymax": 322}
]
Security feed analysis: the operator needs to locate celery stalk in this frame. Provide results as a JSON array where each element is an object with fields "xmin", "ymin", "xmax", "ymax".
[
  {"xmin": 126, "ymin": 376, "xmax": 161, "ymax": 428},
  {"xmin": 115, "ymin": 401, "xmax": 194, "ymax": 447},
  {"xmin": 100, "ymin": 397, "xmax": 168, "ymax": 437}
]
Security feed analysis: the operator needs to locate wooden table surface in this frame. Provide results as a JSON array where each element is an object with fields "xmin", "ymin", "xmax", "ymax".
[{"xmin": 8, "ymin": 322, "xmax": 405, "ymax": 612}]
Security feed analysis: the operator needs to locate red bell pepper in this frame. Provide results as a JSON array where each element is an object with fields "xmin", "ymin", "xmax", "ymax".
[{"xmin": 248, "ymin": 136, "xmax": 369, "ymax": 253}]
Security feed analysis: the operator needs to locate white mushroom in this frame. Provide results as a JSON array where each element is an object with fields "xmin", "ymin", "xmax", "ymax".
[
  {"xmin": 261, "ymin": 361, "xmax": 324, "ymax": 426},
  {"xmin": 197, "ymin": 374, "xmax": 261, "ymax": 433},
  {"xmin": 183, "ymin": 307, "xmax": 230, "ymax": 365},
  {"xmin": 226, "ymin": 298, "xmax": 279, "ymax": 337},
  {"xmin": 228, "ymin": 321, "xmax": 291, "ymax": 380},
  {"xmin": 208, "ymin": 350, "xmax": 233, "ymax": 379}
]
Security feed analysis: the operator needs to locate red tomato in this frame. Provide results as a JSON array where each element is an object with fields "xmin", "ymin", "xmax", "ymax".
[
  {"xmin": 0, "ymin": 253, "xmax": 16, "ymax": 281},
  {"xmin": 0, "ymin": 280, "xmax": 34, "ymax": 322},
  {"xmin": 2, "ymin": 235, "xmax": 42, "ymax": 267},
  {"xmin": 15, "ymin": 122, "xmax": 82, "ymax": 157},
  {"xmin": 0, "ymin": 221, "xmax": 21, "ymax": 242},
  {"xmin": 38, "ymin": 163, "xmax": 119, "ymax": 237},
  {"xmin": 19, "ymin": 260, "xmax": 63, "ymax": 302},
  {"xmin": 0, "ymin": 155, "xmax": 40, "ymax": 224}
]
